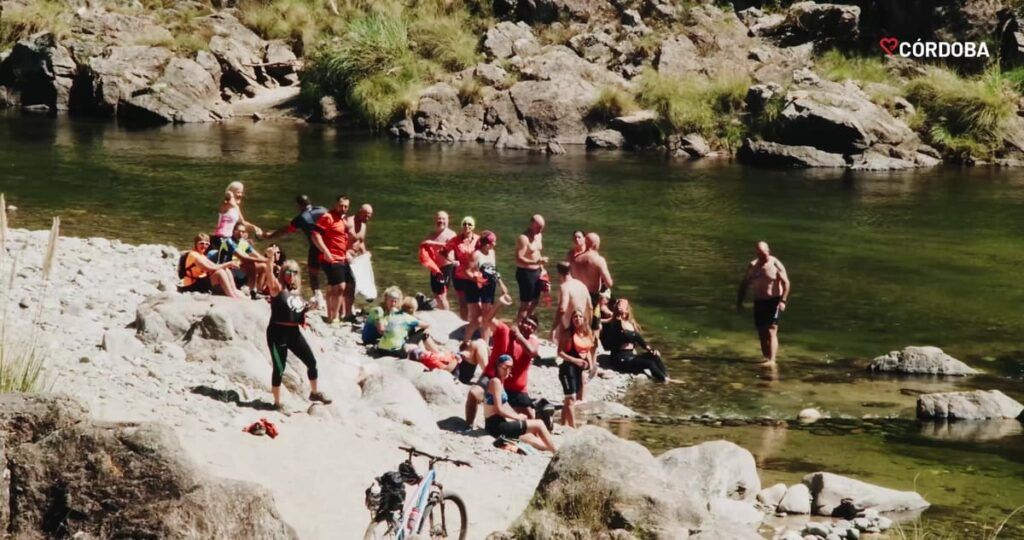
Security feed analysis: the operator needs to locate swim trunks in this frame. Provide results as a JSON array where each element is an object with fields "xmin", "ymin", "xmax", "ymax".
[
  {"xmin": 324, "ymin": 262, "xmax": 353, "ymax": 286},
  {"xmin": 515, "ymin": 267, "xmax": 543, "ymax": 302},
  {"xmin": 753, "ymin": 297, "xmax": 783, "ymax": 329}
]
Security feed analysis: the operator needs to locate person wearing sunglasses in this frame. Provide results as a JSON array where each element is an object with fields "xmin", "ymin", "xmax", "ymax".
[
  {"xmin": 420, "ymin": 211, "xmax": 457, "ymax": 311},
  {"xmin": 178, "ymin": 233, "xmax": 243, "ymax": 298},
  {"xmin": 444, "ymin": 216, "xmax": 480, "ymax": 322},
  {"xmin": 265, "ymin": 257, "xmax": 332, "ymax": 412}
]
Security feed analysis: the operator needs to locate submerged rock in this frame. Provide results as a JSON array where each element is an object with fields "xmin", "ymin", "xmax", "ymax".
[
  {"xmin": 803, "ymin": 472, "xmax": 929, "ymax": 516},
  {"xmin": 917, "ymin": 390, "xmax": 1024, "ymax": 420},
  {"xmin": 868, "ymin": 346, "xmax": 978, "ymax": 375}
]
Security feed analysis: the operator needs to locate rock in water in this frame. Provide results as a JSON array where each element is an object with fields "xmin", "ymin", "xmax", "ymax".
[
  {"xmin": 658, "ymin": 439, "xmax": 761, "ymax": 502},
  {"xmin": 586, "ymin": 129, "xmax": 625, "ymax": 149},
  {"xmin": 798, "ymin": 407, "xmax": 822, "ymax": 423},
  {"xmin": 778, "ymin": 483, "xmax": 812, "ymax": 514},
  {"xmin": 739, "ymin": 139, "xmax": 846, "ymax": 168},
  {"xmin": 803, "ymin": 472, "xmax": 929, "ymax": 516},
  {"xmin": 756, "ymin": 482, "xmax": 787, "ymax": 510},
  {"xmin": 916, "ymin": 390, "xmax": 1024, "ymax": 420},
  {"xmin": 512, "ymin": 426, "xmax": 707, "ymax": 538},
  {"xmin": 868, "ymin": 346, "xmax": 978, "ymax": 375},
  {"xmin": 0, "ymin": 394, "xmax": 298, "ymax": 538}
]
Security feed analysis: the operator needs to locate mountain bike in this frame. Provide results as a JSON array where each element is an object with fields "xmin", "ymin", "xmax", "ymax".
[{"xmin": 363, "ymin": 446, "xmax": 470, "ymax": 540}]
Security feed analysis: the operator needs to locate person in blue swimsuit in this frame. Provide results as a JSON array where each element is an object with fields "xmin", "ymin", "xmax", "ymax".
[{"xmin": 483, "ymin": 355, "xmax": 557, "ymax": 453}]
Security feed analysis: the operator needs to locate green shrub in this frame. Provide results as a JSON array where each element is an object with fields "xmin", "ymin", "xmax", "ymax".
[
  {"xmin": 904, "ymin": 67, "xmax": 1018, "ymax": 160},
  {"xmin": 0, "ymin": 0, "xmax": 70, "ymax": 50},
  {"xmin": 587, "ymin": 86, "xmax": 639, "ymax": 123},
  {"xmin": 635, "ymin": 70, "xmax": 750, "ymax": 150},
  {"xmin": 816, "ymin": 49, "xmax": 895, "ymax": 85}
]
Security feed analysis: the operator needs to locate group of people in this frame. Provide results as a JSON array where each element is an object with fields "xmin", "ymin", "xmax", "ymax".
[{"xmin": 177, "ymin": 182, "xmax": 793, "ymax": 450}]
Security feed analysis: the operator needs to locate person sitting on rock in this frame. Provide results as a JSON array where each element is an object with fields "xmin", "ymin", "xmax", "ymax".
[
  {"xmin": 375, "ymin": 293, "xmax": 442, "ymax": 357},
  {"xmin": 361, "ymin": 287, "xmax": 399, "ymax": 346},
  {"xmin": 601, "ymin": 298, "xmax": 669, "ymax": 382},
  {"xmin": 213, "ymin": 223, "xmax": 273, "ymax": 297},
  {"xmin": 265, "ymin": 256, "xmax": 332, "ymax": 412},
  {"xmin": 464, "ymin": 316, "xmax": 540, "ymax": 427},
  {"xmin": 483, "ymin": 354, "xmax": 557, "ymax": 453},
  {"xmin": 178, "ymin": 233, "xmax": 243, "ymax": 299}
]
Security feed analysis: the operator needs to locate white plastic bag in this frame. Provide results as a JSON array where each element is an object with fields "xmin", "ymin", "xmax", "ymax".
[{"xmin": 349, "ymin": 252, "xmax": 378, "ymax": 301}]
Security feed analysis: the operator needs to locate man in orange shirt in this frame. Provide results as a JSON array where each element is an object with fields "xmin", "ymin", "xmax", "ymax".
[{"xmin": 311, "ymin": 195, "xmax": 351, "ymax": 326}]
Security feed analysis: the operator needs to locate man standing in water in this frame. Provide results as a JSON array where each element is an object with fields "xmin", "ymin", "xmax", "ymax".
[
  {"xmin": 422, "ymin": 211, "xmax": 457, "ymax": 310},
  {"xmin": 570, "ymin": 233, "xmax": 613, "ymax": 331},
  {"xmin": 311, "ymin": 195, "xmax": 351, "ymax": 326},
  {"xmin": 262, "ymin": 195, "xmax": 327, "ymax": 307},
  {"xmin": 736, "ymin": 241, "xmax": 791, "ymax": 365},
  {"xmin": 515, "ymin": 214, "xmax": 549, "ymax": 323}
]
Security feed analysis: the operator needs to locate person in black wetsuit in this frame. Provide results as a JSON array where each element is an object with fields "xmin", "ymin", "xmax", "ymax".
[
  {"xmin": 600, "ymin": 298, "xmax": 669, "ymax": 382},
  {"xmin": 265, "ymin": 255, "xmax": 332, "ymax": 411}
]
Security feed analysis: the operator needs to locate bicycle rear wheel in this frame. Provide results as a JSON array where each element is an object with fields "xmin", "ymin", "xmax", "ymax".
[
  {"xmin": 363, "ymin": 519, "xmax": 398, "ymax": 540},
  {"xmin": 417, "ymin": 492, "xmax": 467, "ymax": 540}
]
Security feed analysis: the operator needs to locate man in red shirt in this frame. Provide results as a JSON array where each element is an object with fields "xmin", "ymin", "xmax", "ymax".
[
  {"xmin": 464, "ymin": 316, "xmax": 540, "ymax": 426},
  {"xmin": 311, "ymin": 195, "xmax": 351, "ymax": 326}
]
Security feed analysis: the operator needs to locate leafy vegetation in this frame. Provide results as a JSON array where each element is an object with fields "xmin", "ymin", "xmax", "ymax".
[
  {"xmin": 635, "ymin": 70, "xmax": 750, "ymax": 151},
  {"xmin": 905, "ymin": 67, "xmax": 1018, "ymax": 161}
]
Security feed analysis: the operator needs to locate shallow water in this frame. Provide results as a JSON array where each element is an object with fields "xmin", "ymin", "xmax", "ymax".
[{"xmin": 2, "ymin": 112, "xmax": 1022, "ymax": 534}]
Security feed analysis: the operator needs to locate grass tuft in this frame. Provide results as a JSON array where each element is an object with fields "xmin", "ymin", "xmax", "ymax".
[
  {"xmin": 587, "ymin": 86, "xmax": 639, "ymax": 124},
  {"xmin": 904, "ymin": 67, "xmax": 1018, "ymax": 161},
  {"xmin": 816, "ymin": 49, "xmax": 896, "ymax": 85},
  {"xmin": 635, "ymin": 69, "xmax": 750, "ymax": 150}
]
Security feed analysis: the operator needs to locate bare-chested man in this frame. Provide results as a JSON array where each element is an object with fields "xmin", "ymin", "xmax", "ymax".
[
  {"xmin": 553, "ymin": 261, "xmax": 591, "ymax": 344},
  {"xmin": 736, "ymin": 241, "xmax": 791, "ymax": 365},
  {"xmin": 422, "ymin": 211, "xmax": 457, "ymax": 310},
  {"xmin": 515, "ymin": 214, "xmax": 549, "ymax": 323},
  {"xmin": 344, "ymin": 204, "xmax": 373, "ymax": 320},
  {"xmin": 569, "ymin": 232, "xmax": 613, "ymax": 331}
]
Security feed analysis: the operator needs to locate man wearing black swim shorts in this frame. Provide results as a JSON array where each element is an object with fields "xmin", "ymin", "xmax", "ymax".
[
  {"xmin": 737, "ymin": 241, "xmax": 791, "ymax": 366},
  {"xmin": 262, "ymin": 195, "xmax": 328, "ymax": 305},
  {"xmin": 515, "ymin": 215, "xmax": 549, "ymax": 323}
]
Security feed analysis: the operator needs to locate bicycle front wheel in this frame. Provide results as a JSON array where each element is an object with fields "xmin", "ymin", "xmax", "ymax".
[
  {"xmin": 363, "ymin": 518, "xmax": 398, "ymax": 540},
  {"xmin": 418, "ymin": 492, "xmax": 467, "ymax": 540}
]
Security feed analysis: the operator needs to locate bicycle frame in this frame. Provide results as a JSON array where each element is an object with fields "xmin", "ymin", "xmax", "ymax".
[{"xmin": 395, "ymin": 468, "xmax": 436, "ymax": 540}]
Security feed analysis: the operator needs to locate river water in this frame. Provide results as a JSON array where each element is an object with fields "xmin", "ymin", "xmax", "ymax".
[{"xmin": 2, "ymin": 112, "xmax": 1022, "ymax": 536}]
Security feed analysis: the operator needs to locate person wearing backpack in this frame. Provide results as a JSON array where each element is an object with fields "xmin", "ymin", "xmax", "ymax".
[{"xmin": 178, "ymin": 233, "xmax": 243, "ymax": 298}]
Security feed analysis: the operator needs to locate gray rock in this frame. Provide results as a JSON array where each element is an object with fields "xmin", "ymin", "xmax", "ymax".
[
  {"xmin": 264, "ymin": 40, "xmax": 298, "ymax": 85},
  {"xmin": 676, "ymin": 133, "xmax": 710, "ymax": 158},
  {"xmin": 0, "ymin": 32, "xmax": 76, "ymax": 112},
  {"xmin": 659, "ymin": 440, "xmax": 761, "ymax": 502},
  {"xmin": 514, "ymin": 426, "xmax": 707, "ymax": 537},
  {"xmin": 621, "ymin": 8, "xmax": 644, "ymax": 27},
  {"xmin": 848, "ymin": 150, "xmax": 918, "ymax": 171},
  {"xmin": 586, "ymin": 129, "xmax": 625, "ymax": 149},
  {"xmin": 101, "ymin": 328, "xmax": 145, "ymax": 359},
  {"xmin": 803, "ymin": 472, "xmax": 929, "ymax": 516},
  {"xmin": 0, "ymin": 394, "xmax": 298, "ymax": 538},
  {"xmin": 691, "ymin": 521, "xmax": 763, "ymax": 539},
  {"xmin": 509, "ymin": 78, "xmax": 595, "ymax": 144},
  {"xmin": 205, "ymin": 13, "xmax": 274, "ymax": 93},
  {"xmin": 756, "ymin": 482, "xmax": 787, "ymax": 510},
  {"xmin": 786, "ymin": 2, "xmax": 861, "ymax": 44},
  {"xmin": 868, "ymin": 346, "xmax": 978, "ymax": 375},
  {"xmin": 576, "ymin": 400, "xmax": 637, "ymax": 419},
  {"xmin": 483, "ymin": 22, "xmax": 540, "ymax": 60},
  {"xmin": 798, "ymin": 408, "xmax": 822, "ymax": 423},
  {"xmin": 545, "ymin": 140, "xmax": 567, "ymax": 155},
  {"xmin": 568, "ymin": 30, "xmax": 618, "ymax": 66},
  {"xmin": 803, "ymin": 521, "xmax": 832, "ymax": 537},
  {"xmin": 475, "ymin": 63, "xmax": 510, "ymax": 87},
  {"xmin": 778, "ymin": 483, "xmax": 812, "ymax": 514},
  {"xmin": 318, "ymin": 95, "xmax": 340, "ymax": 123},
  {"xmin": 739, "ymin": 139, "xmax": 846, "ymax": 168},
  {"xmin": 707, "ymin": 497, "xmax": 764, "ymax": 525},
  {"xmin": 917, "ymin": 390, "xmax": 1024, "ymax": 420},
  {"xmin": 609, "ymin": 110, "xmax": 659, "ymax": 148},
  {"xmin": 643, "ymin": 0, "xmax": 682, "ymax": 22},
  {"xmin": 655, "ymin": 35, "xmax": 702, "ymax": 77}
]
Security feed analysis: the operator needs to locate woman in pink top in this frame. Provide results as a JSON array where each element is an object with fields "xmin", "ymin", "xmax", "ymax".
[{"xmin": 212, "ymin": 181, "xmax": 261, "ymax": 254}]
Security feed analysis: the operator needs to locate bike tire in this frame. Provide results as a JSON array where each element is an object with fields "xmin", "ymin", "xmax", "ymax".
[
  {"xmin": 417, "ymin": 492, "xmax": 467, "ymax": 540},
  {"xmin": 363, "ymin": 519, "xmax": 397, "ymax": 540}
]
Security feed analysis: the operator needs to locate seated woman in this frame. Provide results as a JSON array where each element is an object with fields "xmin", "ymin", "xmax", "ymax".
[
  {"xmin": 558, "ymin": 309, "xmax": 594, "ymax": 429},
  {"xmin": 601, "ymin": 298, "xmax": 669, "ymax": 382},
  {"xmin": 178, "ymin": 233, "xmax": 243, "ymax": 299},
  {"xmin": 376, "ymin": 294, "xmax": 441, "ymax": 357},
  {"xmin": 362, "ymin": 286, "xmax": 400, "ymax": 345},
  {"xmin": 483, "ymin": 354, "xmax": 557, "ymax": 453}
]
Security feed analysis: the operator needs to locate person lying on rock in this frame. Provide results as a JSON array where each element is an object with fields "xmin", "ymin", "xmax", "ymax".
[
  {"xmin": 407, "ymin": 342, "xmax": 474, "ymax": 376},
  {"xmin": 265, "ymin": 256, "xmax": 332, "ymax": 411},
  {"xmin": 464, "ymin": 316, "xmax": 540, "ymax": 427},
  {"xmin": 484, "ymin": 354, "xmax": 557, "ymax": 453},
  {"xmin": 375, "ymin": 293, "xmax": 443, "ymax": 357},
  {"xmin": 600, "ymin": 298, "xmax": 669, "ymax": 382},
  {"xmin": 178, "ymin": 233, "xmax": 243, "ymax": 299}
]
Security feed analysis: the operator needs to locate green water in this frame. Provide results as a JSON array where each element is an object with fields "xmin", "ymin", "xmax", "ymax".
[{"xmin": 2, "ymin": 112, "xmax": 1023, "ymax": 534}]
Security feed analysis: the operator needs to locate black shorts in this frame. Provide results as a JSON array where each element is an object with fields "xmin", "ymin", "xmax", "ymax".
[
  {"xmin": 506, "ymin": 390, "xmax": 534, "ymax": 409},
  {"xmin": 179, "ymin": 276, "xmax": 212, "ymax": 294},
  {"xmin": 466, "ymin": 281, "xmax": 496, "ymax": 304},
  {"xmin": 485, "ymin": 415, "xmax": 527, "ymax": 439},
  {"xmin": 515, "ymin": 267, "xmax": 543, "ymax": 303},
  {"xmin": 753, "ymin": 297, "xmax": 783, "ymax": 329},
  {"xmin": 307, "ymin": 245, "xmax": 322, "ymax": 271},
  {"xmin": 324, "ymin": 261, "xmax": 353, "ymax": 286},
  {"xmin": 430, "ymin": 264, "xmax": 455, "ymax": 295},
  {"xmin": 559, "ymin": 361, "xmax": 584, "ymax": 397},
  {"xmin": 452, "ymin": 277, "xmax": 473, "ymax": 293}
]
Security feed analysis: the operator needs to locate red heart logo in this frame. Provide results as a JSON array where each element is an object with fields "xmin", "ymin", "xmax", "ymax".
[{"xmin": 879, "ymin": 37, "xmax": 899, "ymax": 56}]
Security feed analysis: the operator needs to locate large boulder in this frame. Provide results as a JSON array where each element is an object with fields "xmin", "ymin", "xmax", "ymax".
[
  {"xmin": 204, "ymin": 12, "xmax": 276, "ymax": 94},
  {"xmin": 0, "ymin": 394, "xmax": 298, "ymax": 538},
  {"xmin": 802, "ymin": 472, "xmax": 929, "ymax": 516},
  {"xmin": 658, "ymin": 440, "xmax": 761, "ymax": 502},
  {"xmin": 783, "ymin": 2, "xmax": 861, "ymax": 44},
  {"xmin": 409, "ymin": 83, "xmax": 485, "ymax": 142},
  {"xmin": 513, "ymin": 426, "xmax": 708, "ymax": 538},
  {"xmin": 916, "ymin": 390, "xmax": 1024, "ymax": 420},
  {"xmin": 483, "ymin": 21, "xmax": 541, "ymax": 60},
  {"xmin": 868, "ymin": 346, "xmax": 978, "ymax": 375},
  {"xmin": 0, "ymin": 32, "xmax": 76, "ymax": 112},
  {"xmin": 777, "ymin": 483, "xmax": 812, "ymax": 514},
  {"xmin": 496, "ymin": 0, "xmax": 613, "ymax": 23},
  {"xmin": 739, "ymin": 139, "xmax": 846, "ymax": 168}
]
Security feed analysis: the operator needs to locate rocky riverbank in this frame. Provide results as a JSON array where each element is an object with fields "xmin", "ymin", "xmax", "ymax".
[{"xmin": 0, "ymin": 227, "xmax": 947, "ymax": 539}]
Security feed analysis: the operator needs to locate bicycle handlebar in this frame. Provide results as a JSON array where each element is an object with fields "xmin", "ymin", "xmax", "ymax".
[{"xmin": 399, "ymin": 446, "xmax": 472, "ymax": 468}]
